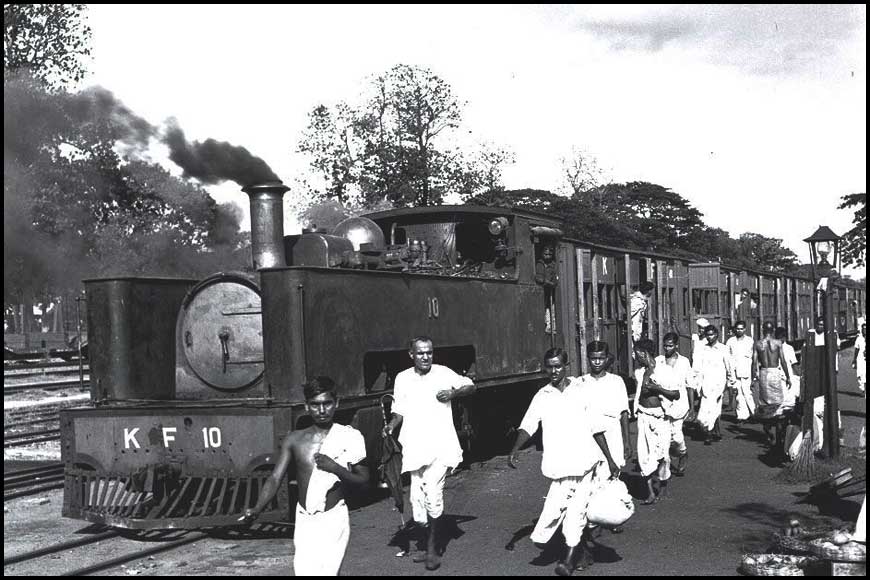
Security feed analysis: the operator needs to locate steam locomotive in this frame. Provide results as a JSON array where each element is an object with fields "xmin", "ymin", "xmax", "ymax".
[{"xmin": 59, "ymin": 181, "xmax": 866, "ymax": 529}]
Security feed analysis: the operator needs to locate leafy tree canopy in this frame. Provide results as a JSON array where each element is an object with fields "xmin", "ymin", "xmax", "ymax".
[
  {"xmin": 838, "ymin": 192, "xmax": 866, "ymax": 268},
  {"xmin": 4, "ymin": 4, "xmax": 92, "ymax": 90},
  {"xmin": 298, "ymin": 64, "xmax": 514, "ymax": 209}
]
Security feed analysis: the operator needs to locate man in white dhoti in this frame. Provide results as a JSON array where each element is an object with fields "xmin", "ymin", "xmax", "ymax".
[
  {"xmin": 775, "ymin": 327, "xmax": 800, "ymax": 407},
  {"xmin": 241, "ymin": 377, "xmax": 369, "ymax": 576},
  {"xmin": 509, "ymin": 347, "xmax": 620, "ymax": 576},
  {"xmin": 383, "ymin": 336, "xmax": 476, "ymax": 571},
  {"xmin": 693, "ymin": 324, "xmax": 733, "ymax": 446},
  {"xmin": 726, "ymin": 321, "xmax": 756, "ymax": 422},
  {"xmin": 656, "ymin": 332, "xmax": 693, "ymax": 476},
  {"xmin": 851, "ymin": 321, "xmax": 866, "ymax": 448},
  {"xmin": 754, "ymin": 322, "xmax": 793, "ymax": 456},
  {"xmin": 633, "ymin": 339, "xmax": 681, "ymax": 504}
]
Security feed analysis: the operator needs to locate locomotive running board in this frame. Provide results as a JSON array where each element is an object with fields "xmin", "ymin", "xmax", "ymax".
[{"xmin": 63, "ymin": 468, "xmax": 285, "ymax": 529}]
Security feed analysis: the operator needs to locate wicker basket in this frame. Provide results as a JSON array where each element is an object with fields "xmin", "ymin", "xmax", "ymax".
[
  {"xmin": 772, "ymin": 533, "xmax": 818, "ymax": 556},
  {"xmin": 740, "ymin": 554, "xmax": 817, "ymax": 576},
  {"xmin": 772, "ymin": 527, "xmax": 833, "ymax": 555},
  {"xmin": 808, "ymin": 538, "xmax": 866, "ymax": 563}
]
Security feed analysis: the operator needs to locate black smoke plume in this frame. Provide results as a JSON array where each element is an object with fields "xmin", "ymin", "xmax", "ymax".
[{"xmin": 163, "ymin": 120, "xmax": 279, "ymax": 187}]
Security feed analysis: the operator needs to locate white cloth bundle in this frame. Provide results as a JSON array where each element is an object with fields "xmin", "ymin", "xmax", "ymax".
[{"xmin": 587, "ymin": 478, "xmax": 635, "ymax": 528}]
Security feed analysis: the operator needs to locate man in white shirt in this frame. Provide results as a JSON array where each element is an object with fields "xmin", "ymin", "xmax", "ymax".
[
  {"xmin": 694, "ymin": 324, "xmax": 733, "ymax": 445},
  {"xmin": 630, "ymin": 281, "xmax": 655, "ymax": 342},
  {"xmin": 509, "ymin": 348, "xmax": 620, "ymax": 576},
  {"xmin": 577, "ymin": 341, "xmax": 631, "ymax": 475},
  {"xmin": 656, "ymin": 332, "xmax": 693, "ymax": 476},
  {"xmin": 726, "ymin": 320, "xmax": 756, "ymax": 422},
  {"xmin": 383, "ymin": 336, "xmax": 476, "ymax": 571}
]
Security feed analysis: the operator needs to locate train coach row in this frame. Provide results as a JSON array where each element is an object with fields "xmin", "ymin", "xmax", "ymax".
[{"xmin": 554, "ymin": 239, "xmax": 865, "ymax": 378}]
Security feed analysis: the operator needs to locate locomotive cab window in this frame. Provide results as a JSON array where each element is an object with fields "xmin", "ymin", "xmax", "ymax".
[{"xmin": 376, "ymin": 214, "xmax": 518, "ymax": 279}]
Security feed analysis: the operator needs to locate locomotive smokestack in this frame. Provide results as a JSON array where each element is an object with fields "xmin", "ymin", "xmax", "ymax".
[{"xmin": 242, "ymin": 182, "xmax": 290, "ymax": 270}]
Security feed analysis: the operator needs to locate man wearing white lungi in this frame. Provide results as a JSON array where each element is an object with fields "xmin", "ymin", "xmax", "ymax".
[
  {"xmin": 241, "ymin": 377, "xmax": 369, "ymax": 576},
  {"xmin": 776, "ymin": 327, "xmax": 800, "ymax": 407},
  {"xmin": 383, "ymin": 336, "xmax": 476, "ymax": 571},
  {"xmin": 509, "ymin": 347, "xmax": 620, "ymax": 576},
  {"xmin": 754, "ymin": 322, "xmax": 793, "ymax": 456},
  {"xmin": 633, "ymin": 339, "xmax": 680, "ymax": 504},
  {"xmin": 726, "ymin": 321, "xmax": 756, "ymax": 421},
  {"xmin": 693, "ymin": 324, "xmax": 733, "ymax": 445},
  {"xmin": 656, "ymin": 332, "xmax": 693, "ymax": 476}
]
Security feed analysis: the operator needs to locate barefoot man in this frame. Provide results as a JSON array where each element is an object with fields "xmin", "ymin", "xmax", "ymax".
[
  {"xmin": 754, "ymin": 321, "xmax": 792, "ymax": 455},
  {"xmin": 240, "ymin": 377, "xmax": 369, "ymax": 576},
  {"xmin": 633, "ymin": 339, "xmax": 680, "ymax": 504}
]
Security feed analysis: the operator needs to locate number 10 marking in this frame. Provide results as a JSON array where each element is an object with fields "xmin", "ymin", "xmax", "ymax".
[
  {"xmin": 202, "ymin": 427, "xmax": 222, "ymax": 448},
  {"xmin": 427, "ymin": 297, "xmax": 440, "ymax": 319}
]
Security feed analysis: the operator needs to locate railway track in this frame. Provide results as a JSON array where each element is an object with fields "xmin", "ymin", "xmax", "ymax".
[
  {"xmin": 3, "ymin": 462, "xmax": 65, "ymax": 500},
  {"xmin": 3, "ymin": 527, "xmax": 208, "ymax": 575},
  {"xmin": 4, "ymin": 359, "xmax": 87, "ymax": 371},
  {"xmin": 4, "ymin": 365, "xmax": 89, "ymax": 380},
  {"xmin": 3, "ymin": 427, "xmax": 61, "ymax": 448},
  {"xmin": 4, "ymin": 377, "xmax": 89, "ymax": 394},
  {"xmin": 61, "ymin": 531, "xmax": 208, "ymax": 576}
]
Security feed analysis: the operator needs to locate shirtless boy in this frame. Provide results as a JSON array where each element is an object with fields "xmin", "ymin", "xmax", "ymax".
[
  {"xmin": 633, "ymin": 339, "xmax": 680, "ymax": 504},
  {"xmin": 240, "ymin": 377, "xmax": 369, "ymax": 576}
]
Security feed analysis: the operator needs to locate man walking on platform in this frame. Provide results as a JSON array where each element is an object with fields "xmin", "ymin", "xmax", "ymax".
[
  {"xmin": 694, "ymin": 324, "xmax": 733, "ymax": 445},
  {"xmin": 754, "ymin": 322, "xmax": 792, "ymax": 455},
  {"xmin": 656, "ymin": 332, "xmax": 693, "ymax": 475},
  {"xmin": 383, "ymin": 336, "xmax": 476, "ymax": 571},
  {"xmin": 726, "ymin": 321, "xmax": 756, "ymax": 422},
  {"xmin": 509, "ymin": 348, "xmax": 620, "ymax": 576}
]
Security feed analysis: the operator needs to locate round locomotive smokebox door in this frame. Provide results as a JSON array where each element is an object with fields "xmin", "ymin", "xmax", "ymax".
[{"xmin": 181, "ymin": 276, "xmax": 264, "ymax": 391}]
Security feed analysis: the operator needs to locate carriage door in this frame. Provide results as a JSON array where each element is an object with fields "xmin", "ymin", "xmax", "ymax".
[{"xmin": 689, "ymin": 263, "xmax": 725, "ymax": 340}]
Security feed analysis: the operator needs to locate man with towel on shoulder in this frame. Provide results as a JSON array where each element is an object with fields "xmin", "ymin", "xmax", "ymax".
[
  {"xmin": 633, "ymin": 339, "xmax": 680, "ymax": 504},
  {"xmin": 240, "ymin": 377, "xmax": 369, "ymax": 576}
]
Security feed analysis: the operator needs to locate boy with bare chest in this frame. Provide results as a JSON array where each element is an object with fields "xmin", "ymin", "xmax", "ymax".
[
  {"xmin": 633, "ymin": 339, "xmax": 680, "ymax": 504},
  {"xmin": 240, "ymin": 377, "xmax": 369, "ymax": 575}
]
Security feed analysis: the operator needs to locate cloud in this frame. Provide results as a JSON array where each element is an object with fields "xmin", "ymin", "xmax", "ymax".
[{"xmin": 567, "ymin": 5, "xmax": 864, "ymax": 76}]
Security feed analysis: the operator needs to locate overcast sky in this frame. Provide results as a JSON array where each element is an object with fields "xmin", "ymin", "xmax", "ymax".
[{"xmin": 83, "ymin": 4, "xmax": 866, "ymax": 274}]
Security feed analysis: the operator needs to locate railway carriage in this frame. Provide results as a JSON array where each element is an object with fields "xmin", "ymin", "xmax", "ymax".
[{"xmin": 59, "ymin": 180, "xmax": 865, "ymax": 529}]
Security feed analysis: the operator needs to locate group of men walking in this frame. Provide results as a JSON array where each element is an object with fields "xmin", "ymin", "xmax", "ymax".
[{"xmin": 237, "ymin": 312, "xmax": 859, "ymax": 576}]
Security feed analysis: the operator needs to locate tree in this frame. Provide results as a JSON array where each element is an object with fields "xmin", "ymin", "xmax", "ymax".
[
  {"xmin": 297, "ymin": 104, "xmax": 361, "ymax": 205},
  {"xmin": 467, "ymin": 188, "xmax": 651, "ymax": 249},
  {"xmin": 559, "ymin": 147, "xmax": 608, "ymax": 197},
  {"xmin": 298, "ymin": 64, "xmax": 512, "ymax": 209},
  {"xmin": 838, "ymin": 192, "xmax": 866, "ymax": 268},
  {"xmin": 736, "ymin": 233, "xmax": 798, "ymax": 273},
  {"xmin": 4, "ymin": 4, "xmax": 92, "ymax": 90},
  {"xmin": 588, "ymin": 182, "xmax": 706, "ymax": 251}
]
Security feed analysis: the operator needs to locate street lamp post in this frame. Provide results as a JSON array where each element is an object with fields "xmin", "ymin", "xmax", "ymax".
[{"xmin": 803, "ymin": 226, "xmax": 842, "ymax": 459}]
